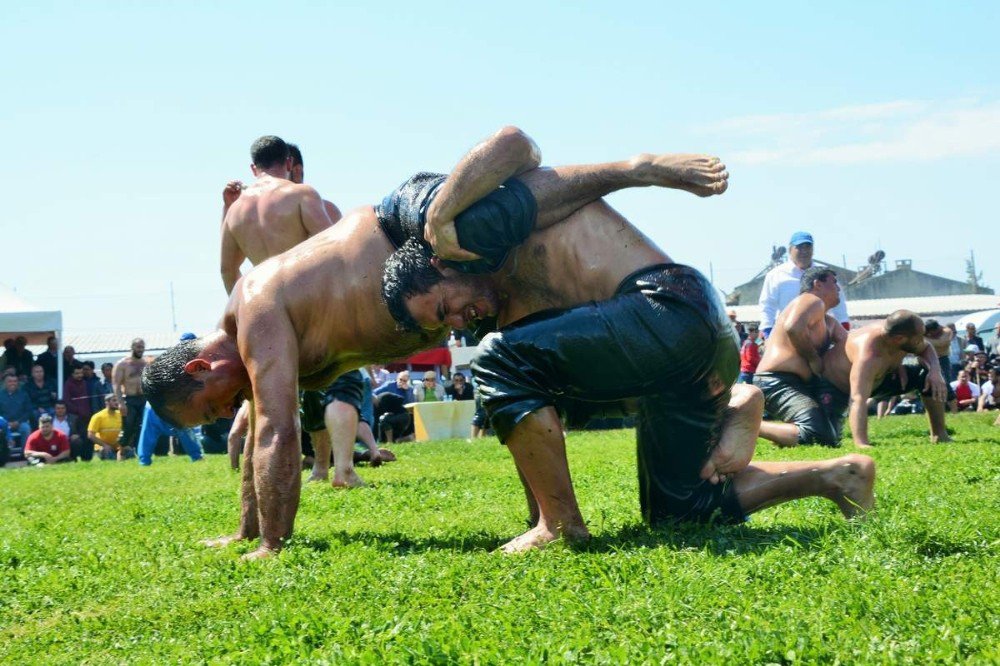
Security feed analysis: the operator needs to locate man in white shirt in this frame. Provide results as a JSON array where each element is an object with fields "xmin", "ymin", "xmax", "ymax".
[{"xmin": 758, "ymin": 231, "xmax": 849, "ymax": 337}]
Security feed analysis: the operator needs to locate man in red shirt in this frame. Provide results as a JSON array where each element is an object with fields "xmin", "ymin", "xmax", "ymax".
[
  {"xmin": 950, "ymin": 370, "xmax": 980, "ymax": 411},
  {"xmin": 738, "ymin": 325, "xmax": 761, "ymax": 384},
  {"xmin": 24, "ymin": 414, "xmax": 71, "ymax": 466}
]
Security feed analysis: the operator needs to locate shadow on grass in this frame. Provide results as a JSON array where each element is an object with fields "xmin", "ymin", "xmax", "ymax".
[{"xmin": 305, "ymin": 521, "xmax": 833, "ymax": 557}]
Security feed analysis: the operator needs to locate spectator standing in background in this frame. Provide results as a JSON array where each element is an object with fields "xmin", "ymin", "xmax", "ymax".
[
  {"xmin": 946, "ymin": 324, "xmax": 962, "ymax": 380},
  {"xmin": 758, "ymin": 231, "xmax": 849, "ymax": 337},
  {"xmin": 9, "ymin": 336, "xmax": 34, "ymax": 380},
  {"xmin": 24, "ymin": 414, "xmax": 71, "ymax": 466},
  {"xmin": 97, "ymin": 362, "xmax": 114, "ymax": 397},
  {"xmin": 738, "ymin": 325, "xmax": 761, "ymax": 384},
  {"xmin": 82, "ymin": 361, "xmax": 103, "ymax": 414},
  {"xmin": 964, "ymin": 323, "xmax": 985, "ymax": 353},
  {"xmin": 35, "ymin": 336, "xmax": 59, "ymax": 382},
  {"xmin": 728, "ymin": 311, "xmax": 747, "ymax": 343},
  {"xmin": 369, "ymin": 364, "xmax": 390, "ymax": 390},
  {"xmin": 990, "ymin": 323, "xmax": 1000, "ymax": 360},
  {"xmin": 446, "ymin": 373, "xmax": 475, "ymax": 401},
  {"xmin": 63, "ymin": 366, "xmax": 93, "ymax": 426},
  {"xmin": 62, "ymin": 345, "xmax": 82, "ymax": 379},
  {"xmin": 24, "ymin": 364, "xmax": 57, "ymax": 423},
  {"xmin": 0, "ymin": 374, "xmax": 32, "ymax": 445}
]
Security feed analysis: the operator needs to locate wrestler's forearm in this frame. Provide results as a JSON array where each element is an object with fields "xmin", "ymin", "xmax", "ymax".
[
  {"xmin": 849, "ymin": 401, "xmax": 870, "ymax": 445},
  {"xmin": 252, "ymin": 427, "xmax": 301, "ymax": 551},
  {"xmin": 427, "ymin": 126, "xmax": 542, "ymax": 225}
]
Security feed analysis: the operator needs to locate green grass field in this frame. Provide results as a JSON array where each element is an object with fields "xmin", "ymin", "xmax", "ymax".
[{"xmin": 1, "ymin": 413, "xmax": 998, "ymax": 664}]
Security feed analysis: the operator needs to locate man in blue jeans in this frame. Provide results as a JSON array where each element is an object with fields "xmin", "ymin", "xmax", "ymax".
[
  {"xmin": 137, "ymin": 402, "xmax": 204, "ymax": 465},
  {"xmin": 138, "ymin": 333, "xmax": 203, "ymax": 466}
]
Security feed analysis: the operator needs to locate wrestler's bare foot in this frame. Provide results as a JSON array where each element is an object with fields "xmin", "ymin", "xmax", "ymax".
[
  {"xmin": 500, "ymin": 522, "xmax": 590, "ymax": 554},
  {"xmin": 201, "ymin": 533, "xmax": 249, "ymax": 548},
  {"xmin": 633, "ymin": 153, "xmax": 729, "ymax": 197},
  {"xmin": 305, "ymin": 470, "xmax": 329, "ymax": 483},
  {"xmin": 855, "ymin": 442, "xmax": 874, "ymax": 450},
  {"xmin": 825, "ymin": 454, "xmax": 876, "ymax": 518},
  {"xmin": 241, "ymin": 546, "xmax": 279, "ymax": 561},
  {"xmin": 332, "ymin": 469, "xmax": 368, "ymax": 488},
  {"xmin": 377, "ymin": 448, "xmax": 396, "ymax": 462},
  {"xmin": 701, "ymin": 385, "xmax": 762, "ymax": 484},
  {"xmin": 930, "ymin": 433, "xmax": 954, "ymax": 444}
]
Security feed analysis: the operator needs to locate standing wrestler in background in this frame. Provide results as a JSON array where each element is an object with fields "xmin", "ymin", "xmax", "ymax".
[
  {"xmin": 113, "ymin": 338, "xmax": 152, "ymax": 454},
  {"xmin": 220, "ymin": 135, "xmax": 372, "ymax": 487}
]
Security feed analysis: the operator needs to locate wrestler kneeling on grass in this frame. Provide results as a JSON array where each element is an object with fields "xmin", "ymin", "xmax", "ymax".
[{"xmin": 383, "ymin": 200, "xmax": 876, "ymax": 552}]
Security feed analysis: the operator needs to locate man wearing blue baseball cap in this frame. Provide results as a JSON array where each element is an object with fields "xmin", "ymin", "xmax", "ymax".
[{"xmin": 758, "ymin": 231, "xmax": 849, "ymax": 337}]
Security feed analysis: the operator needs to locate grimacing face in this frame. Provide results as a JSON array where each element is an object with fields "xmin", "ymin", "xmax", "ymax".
[{"xmin": 405, "ymin": 276, "xmax": 499, "ymax": 332}]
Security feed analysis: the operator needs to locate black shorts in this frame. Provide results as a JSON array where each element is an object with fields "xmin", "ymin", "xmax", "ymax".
[
  {"xmin": 472, "ymin": 263, "xmax": 744, "ymax": 525},
  {"xmin": 375, "ymin": 172, "xmax": 537, "ymax": 274},
  {"xmin": 300, "ymin": 370, "xmax": 365, "ymax": 433},
  {"xmin": 871, "ymin": 365, "xmax": 955, "ymax": 402},
  {"xmin": 753, "ymin": 371, "xmax": 848, "ymax": 447}
]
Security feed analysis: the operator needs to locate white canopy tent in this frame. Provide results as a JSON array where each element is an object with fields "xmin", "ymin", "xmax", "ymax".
[{"xmin": 0, "ymin": 284, "xmax": 64, "ymax": 394}]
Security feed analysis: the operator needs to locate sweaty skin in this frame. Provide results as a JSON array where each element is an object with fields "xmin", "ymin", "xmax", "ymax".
[
  {"xmin": 823, "ymin": 316, "xmax": 949, "ymax": 448},
  {"xmin": 220, "ymin": 171, "xmax": 338, "ymax": 294},
  {"xmin": 407, "ymin": 194, "xmax": 875, "ymax": 552},
  {"xmin": 171, "ymin": 127, "xmax": 730, "ymax": 559}
]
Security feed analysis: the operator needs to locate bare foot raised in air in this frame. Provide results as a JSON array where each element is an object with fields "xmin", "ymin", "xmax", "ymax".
[
  {"xmin": 201, "ymin": 533, "xmax": 249, "ymax": 548},
  {"xmin": 825, "ymin": 454, "xmax": 876, "ymax": 518},
  {"xmin": 332, "ymin": 469, "xmax": 368, "ymax": 488},
  {"xmin": 634, "ymin": 153, "xmax": 729, "ymax": 197},
  {"xmin": 500, "ymin": 521, "xmax": 590, "ymax": 554},
  {"xmin": 700, "ymin": 384, "xmax": 762, "ymax": 484}
]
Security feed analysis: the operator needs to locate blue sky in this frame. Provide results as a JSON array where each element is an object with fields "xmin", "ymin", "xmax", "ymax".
[{"xmin": 3, "ymin": 1, "xmax": 997, "ymax": 335}]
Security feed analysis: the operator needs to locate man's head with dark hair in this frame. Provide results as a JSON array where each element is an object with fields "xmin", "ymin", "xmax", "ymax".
[
  {"xmin": 250, "ymin": 135, "xmax": 290, "ymax": 171},
  {"xmin": 382, "ymin": 238, "xmax": 499, "ymax": 334},
  {"xmin": 799, "ymin": 266, "xmax": 840, "ymax": 310},
  {"xmin": 142, "ymin": 339, "xmax": 206, "ymax": 426},
  {"xmin": 382, "ymin": 239, "xmax": 448, "ymax": 332},
  {"xmin": 142, "ymin": 334, "xmax": 249, "ymax": 428},
  {"xmin": 799, "ymin": 267, "xmax": 836, "ymax": 294},
  {"xmin": 925, "ymin": 319, "xmax": 941, "ymax": 334},
  {"xmin": 287, "ymin": 143, "xmax": 304, "ymax": 184},
  {"xmin": 884, "ymin": 309, "xmax": 926, "ymax": 354}
]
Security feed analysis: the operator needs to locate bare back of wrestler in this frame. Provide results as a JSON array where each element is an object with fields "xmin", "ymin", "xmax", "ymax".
[{"xmin": 144, "ymin": 126, "xmax": 732, "ymax": 559}]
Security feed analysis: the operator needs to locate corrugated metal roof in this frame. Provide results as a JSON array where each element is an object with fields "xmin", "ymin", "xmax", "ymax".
[
  {"xmin": 731, "ymin": 294, "xmax": 1000, "ymax": 323},
  {"xmin": 63, "ymin": 331, "xmax": 182, "ymax": 355}
]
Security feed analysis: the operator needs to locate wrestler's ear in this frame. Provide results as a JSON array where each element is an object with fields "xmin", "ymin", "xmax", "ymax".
[
  {"xmin": 429, "ymin": 256, "xmax": 455, "ymax": 276},
  {"xmin": 183, "ymin": 359, "xmax": 212, "ymax": 376}
]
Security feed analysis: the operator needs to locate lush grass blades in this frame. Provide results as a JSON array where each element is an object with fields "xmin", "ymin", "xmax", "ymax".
[{"xmin": 1, "ymin": 413, "xmax": 998, "ymax": 664}]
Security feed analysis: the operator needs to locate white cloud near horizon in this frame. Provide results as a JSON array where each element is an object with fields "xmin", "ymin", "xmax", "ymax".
[{"xmin": 704, "ymin": 98, "xmax": 1000, "ymax": 165}]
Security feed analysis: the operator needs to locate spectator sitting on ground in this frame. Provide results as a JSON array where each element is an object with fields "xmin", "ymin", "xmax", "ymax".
[
  {"xmin": 415, "ymin": 370, "xmax": 445, "ymax": 402},
  {"xmin": 950, "ymin": 370, "xmax": 981, "ymax": 411},
  {"xmin": 88, "ymin": 394, "xmax": 126, "ymax": 460},
  {"xmin": 63, "ymin": 366, "xmax": 93, "ymax": 426},
  {"xmin": 978, "ymin": 368, "xmax": 999, "ymax": 412},
  {"xmin": 52, "ymin": 400, "xmax": 86, "ymax": 461},
  {"xmin": 35, "ymin": 336, "xmax": 59, "ymax": 383},
  {"xmin": 738, "ymin": 325, "xmax": 761, "ymax": 384},
  {"xmin": 0, "ymin": 374, "xmax": 32, "ymax": 447},
  {"xmin": 24, "ymin": 363, "xmax": 57, "ymax": 423},
  {"xmin": 374, "ymin": 370, "xmax": 415, "ymax": 402},
  {"xmin": 968, "ymin": 351, "xmax": 991, "ymax": 387},
  {"xmin": 24, "ymin": 414, "xmax": 71, "ymax": 466},
  {"xmin": 446, "ymin": 372, "xmax": 475, "ymax": 401}
]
